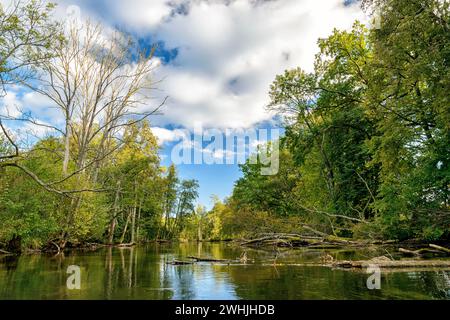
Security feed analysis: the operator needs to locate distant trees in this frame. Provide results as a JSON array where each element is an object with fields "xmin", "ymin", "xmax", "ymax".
[
  {"xmin": 165, "ymin": 179, "xmax": 200, "ymax": 239},
  {"xmin": 99, "ymin": 121, "xmax": 161, "ymax": 245}
]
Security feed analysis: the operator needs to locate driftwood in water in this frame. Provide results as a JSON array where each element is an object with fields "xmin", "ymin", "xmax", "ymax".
[
  {"xmin": 187, "ymin": 255, "xmax": 255, "ymax": 264},
  {"xmin": 399, "ymin": 244, "xmax": 450, "ymax": 257},
  {"xmin": 187, "ymin": 256, "xmax": 230, "ymax": 263},
  {"xmin": 156, "ymin": 239, "xmax": 171, "ymax": 244},
  {"xmin": 116, "ymin": 242, "xmax": 136, "ymax": 248},
  {"xmin": 398, "ymin": 247, "xmax": 441, "ymax": 256},
  {"xmin": 429, "ymin": 244, "xmax": 450, "ymax": 254},
  {"xmin": 333, "ymin": 256, "xmax": 450, "ymax": 269},
  {"xmin": 239, "ymin": 233, "xmax": 360, "ymax": 248},
  {"xmin": 167, "ymin": 260, "xmax": 195, "ymax": 265},
  {"xmin": 240, "ymin": 234, "xmax": 317, "ymax": 247}
]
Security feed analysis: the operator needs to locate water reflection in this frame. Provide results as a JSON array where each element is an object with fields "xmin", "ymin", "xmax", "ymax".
[{"xmin": 0, "ymin": 243, "xmax": 449, "ymax": 300}]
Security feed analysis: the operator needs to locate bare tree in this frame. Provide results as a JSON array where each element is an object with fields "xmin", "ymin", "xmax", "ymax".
[
  {"xmin": 23, "ymin": 21, "xmax": 164, "ymax": 178},
  {"xmin": 1, "ymin": 10, "xmax": 165, "ymax": 196}
]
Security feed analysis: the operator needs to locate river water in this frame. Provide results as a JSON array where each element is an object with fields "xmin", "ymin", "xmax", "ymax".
[{"xmin": 0, "ymin": 242, "xmax": 449, "ymax": 299}]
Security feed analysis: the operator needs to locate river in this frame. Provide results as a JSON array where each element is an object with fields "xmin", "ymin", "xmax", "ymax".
[{"xmin": 0, "ymin": 242, "xmax": 449, "ymax": 299}]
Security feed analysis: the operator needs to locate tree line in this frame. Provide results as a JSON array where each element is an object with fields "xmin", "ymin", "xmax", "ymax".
[
  {"xmin": 1, "ymin": 0, "xmax": 449, "ymax": 252},
  {"xmin": 183, "ymin": 0, "xmax": 449, "ymax": 242},
  {"xmin": 0, "ymin": 1, "xmax": 199, "ymax": 252}
]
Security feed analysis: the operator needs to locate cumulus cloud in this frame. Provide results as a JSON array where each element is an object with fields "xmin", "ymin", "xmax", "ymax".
[
  {"xmin": 151, "ymin": 126, "xmax": 186, "ymax": 145},
  {"xmin": 146, "ymin": 0, "xmax": 365, "ymax": 129},
  {"xmin": 0, "ymin": 89, "xmax": 22, "ymax": 118},
  {"xmin": 11, "ymin": 0, "xmax": 367, "ymax": 133}
]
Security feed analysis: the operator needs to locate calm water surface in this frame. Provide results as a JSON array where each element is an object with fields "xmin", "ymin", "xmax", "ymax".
[{"xmin": 1, "ymin": 242, "xmax": 449, "ymax": 300}]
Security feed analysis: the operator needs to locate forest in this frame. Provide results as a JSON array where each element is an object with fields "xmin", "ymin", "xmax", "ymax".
[{"xmin": 0, "ymin": 0, "xmax": 449, "ymax": 255}]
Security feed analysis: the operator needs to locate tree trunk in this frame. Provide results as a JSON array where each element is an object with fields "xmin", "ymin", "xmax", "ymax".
[
  {"xmin": 108, "ymin": 181, "xmax": 121, "ymax": 245},
  {"xmin": 197, "ymin": 219, "xmax": 203, "ymax": 242},
  {"xmin": 62, "ymin": 120, "xmax": 71, "ymax": 175},
  {"xmin": 136, "ymin": 197, "xmax": 143, "ymax": 243},
  {"xmin": 131, "ymin": 206, "xmax": 136, "ymax": 244},
  {"xmin": 130, "ymin": 180, "xmax": 138, "ymax": 244},
  {"xmin": 108, "ymin": 218, "xmax": 117, "ymax": 245},
  {"xmin": 120, "ymin": 209, "xmax": 131, "ymax": 244}
]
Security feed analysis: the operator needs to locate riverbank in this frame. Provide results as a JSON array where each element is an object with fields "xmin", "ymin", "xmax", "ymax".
[
  {"xmin": 2, "ymin": 235, "xmax": 450, "ymax": 263},
  {"xmin": 1, "ymin": 242, "xmax": 449, "ymax": 299}
]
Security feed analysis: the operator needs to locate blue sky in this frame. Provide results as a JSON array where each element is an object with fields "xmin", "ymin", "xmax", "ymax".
[{"xmin": 0, "ymin": 0, "xmax": 366, "ymax": 208}]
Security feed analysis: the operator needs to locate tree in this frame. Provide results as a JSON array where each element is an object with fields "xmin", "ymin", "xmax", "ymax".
[
  {"xmin": 0, "ymin": 0, "xmax": 60, "ymax": 94},
  {"xmin": 23, "ymin": 20, "xmax": 164, "ymax": 175},
  {"xmin": 0, "ymin": 5, "xmax": 169, "ymax": 250},
  {"xmin": 363, "ymin": 0, "xmax": 450, "ymax": 239},
  {"xmin": 228, "ymin": 0, "xmax": 449, "ymax": 241},
  {"xmin": 169, "ymin": 179, "xmax": 199, "ymax": 238},
  {"xmin": 101, "ymin": 120, "xmax": 161, "ymax": 244},
  {"xmin": 160, "ymin": 164, "xmax": 179, "ymax": 239},
  {"xmin": 1, "ymin": 0, "xmax": 60, "ymax": 169},
  {"xmin": 267, "ymin": 23, "xmax": 375, "ymax": 233},
  {"xmin": 0, "ymin": 2, "xmax": 106, "ymax": 196}
]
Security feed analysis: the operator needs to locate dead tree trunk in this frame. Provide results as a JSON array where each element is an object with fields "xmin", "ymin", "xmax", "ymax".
[
  {"xmin": 120, "ymin": 209, "xmax": 132, "ymax": 244},
  {"xmin": 108, "ymin": 181, "xmax": 121, "ymax": 245}
]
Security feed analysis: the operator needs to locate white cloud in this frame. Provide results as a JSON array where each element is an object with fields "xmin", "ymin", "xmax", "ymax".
[
  {"xmin": 151, "ymin": 126, "xmax": 185, "ymax": 145},
  {"xmin": 0, "ymin": 89, "xmax": 22, "ymax": 118},
  {"xmin": 1, "ymin": 88, "xmax": 63, "ymax": 124},
  {"xmin": 144, "ymin": 0, "xmax": 366, "ymax": 129},
  {"xmin": 109, "ymin": 0, "xmax": 172, "ymax": 30},
  {"xmin": 7, "ymin": 0, "xmax": 367, "ymax": 131}
]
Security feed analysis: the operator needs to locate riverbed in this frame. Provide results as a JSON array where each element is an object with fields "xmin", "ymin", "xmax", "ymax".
[{"xmin": 0, "ymin": 242, "xmax": 449, "ymax": 299}]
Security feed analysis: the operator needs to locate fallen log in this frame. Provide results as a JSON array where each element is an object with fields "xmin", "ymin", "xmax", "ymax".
[
  {"xmin": 167, "ymin": 260, "xmax": 195, "ymax": 265},
  {"xmin": 398, "ymin": 244, "xmax": 450, "ymax": 257},
  {"xmin": 429, "ymin": 244, "xmax": 450, "ymax": 254},
  {"xmin": 258, "ymin": 233, "xmax": 323, "ymax": 240},
  {"xmin": 398, "ymin": 247, "xmax": 441, "ymax": 256},
  {"xmin": 239, "ymin": 233, "xmax": 360, "ymax": 248},
  {"xmin": 116, "ymin": 242, "xmax": 136, "ymax": 248},
  {"xmin": 300, "ymin": 225, "xmax": 329, "ymax": 238},
  {"xmin": 257, "ymin": 262, "xmax": 450, "ymax": 273},
  {"xmin": 369, "ymin": 240, "xmax": 398, "ymax": 245},
  {"xmin": 187, "ymin": 256, "xmax": 230, "ymax": 263},
  {"xmin": 0, "ymin": 249, "xmax": 12, "ymax": 255},
  {"xmin": 333, "ymin": 257, "xmax": 450, "ymax": 269},
  {"xmin": 240, "ymin": 235, "xmax": 320, "ymax": 247},
  {"xmin": 156, "ymin": 239, "xmax": 171, "ymax": 243}
]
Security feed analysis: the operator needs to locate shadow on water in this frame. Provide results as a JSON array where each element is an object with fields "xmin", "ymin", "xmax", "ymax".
[
  {"xmin": 0, "ymin": 255, "xmax": 19, "ymax": 271},
  {"xmin": 0, "ymin": 242, "xmax": 449, "ymax": 300}
]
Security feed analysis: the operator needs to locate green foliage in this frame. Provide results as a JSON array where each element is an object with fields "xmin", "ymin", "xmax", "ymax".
[
  {"xmin": 219, "ymin": 0, "xmax": 449, "ymax": 241},
  {"xmin": 0, "ymin": 138, "xmax": 108, "ymax": 247},
  {"xmin": 1, "ymin": 0, "xmax": 449, "ymax": 249},
  {"xmin": 0, "ymin": 1, "xmax": 193, "ymax": 250},
  {"xmin": 0, "ymin": 119, "xmax": 192, "ymax": 249},
  {"xmin": 0, "ymin": 0, "xmax": 62, "ymax": 92},
  {"xmin": 233, "ymin": 148, "xmax": 300, "ymax": 217}
]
